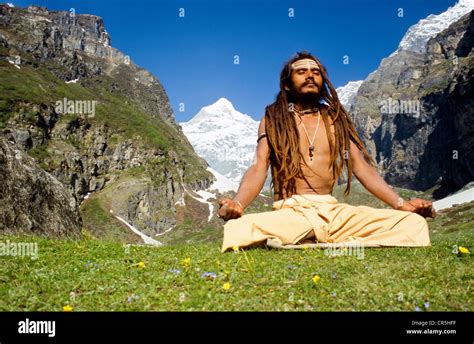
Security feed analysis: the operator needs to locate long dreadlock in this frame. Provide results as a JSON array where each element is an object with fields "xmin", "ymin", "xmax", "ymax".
[{"xmin": 264, "ymin": 51, "xmax": 375, "ymax": 199}]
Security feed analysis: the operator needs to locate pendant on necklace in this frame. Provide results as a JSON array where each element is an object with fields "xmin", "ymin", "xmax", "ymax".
[{"xmin": 309, "ymin": 145, "xmax": 314, "ymax": 161}]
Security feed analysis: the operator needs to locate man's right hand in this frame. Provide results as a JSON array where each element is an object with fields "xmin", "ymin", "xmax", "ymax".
[
  {"xmin": 217, "ymin": 198, "xmax": 244, "ymax": 221},
  {"xmin": 398, "ymin": 198, "xmax": 436, "ymax": 218}
]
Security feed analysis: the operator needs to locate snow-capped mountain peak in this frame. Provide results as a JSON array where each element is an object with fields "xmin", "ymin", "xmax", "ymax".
[
  {"xmin": 336, "ymin": 80, "xmax": 363, "ymax": 110},
  {"xmin": 180, "ymin": 98, "xmax": 264, "ymax": 187},
  {"xmin": 395, "ymin": 0, "xmax": 474, "ymax": 55},
  {"xmin": 183, "ymin": 97, "xmax": 255, "ymax": 128},
  {"xmin": 203, "ymin": 97, "xmax": 235, "ymax": 113},
  {"xmin": 335, "ymin": 0, "xmax": 473, "ymax": 110}
]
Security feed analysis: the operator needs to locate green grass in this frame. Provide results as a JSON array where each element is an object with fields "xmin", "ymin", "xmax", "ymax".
[
  {"xmin": 158, "ymin": 218, "xmax": 223, "ymax": 246},
  {"xmin": 0, "ymin": 201, "xmax": 472, "ymax": 311}
]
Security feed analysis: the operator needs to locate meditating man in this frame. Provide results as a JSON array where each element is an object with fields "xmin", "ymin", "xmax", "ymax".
[{"xmin": 218, "ymin": 51, "xmax": 435, "ymax": 253}]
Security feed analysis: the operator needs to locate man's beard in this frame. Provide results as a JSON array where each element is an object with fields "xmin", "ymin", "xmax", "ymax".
[{"xmin": 287, "ymin": 88, "xmax": 321, "ymax": 109}]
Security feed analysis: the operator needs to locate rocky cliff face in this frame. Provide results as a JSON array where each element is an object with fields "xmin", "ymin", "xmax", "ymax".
[
  {"xmin": 351, "ymin": 11, "xmax": 474, "ymax": 199},
  {"xmin": 0, "ymin": 4, "xmax": 215, "ymax": 240},
  {"xmin": 0, "ymin": 136, "xmax": 82, "ymax": 237}
]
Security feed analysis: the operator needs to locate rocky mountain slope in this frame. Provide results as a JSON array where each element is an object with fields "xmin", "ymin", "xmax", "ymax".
[
  {"xmin": 350, "ymin": 7, "xmax": 474, "ymax": 199},
  {"xmin": 0, "ymin": 4, "xmax": 216, "ymax": 241}
]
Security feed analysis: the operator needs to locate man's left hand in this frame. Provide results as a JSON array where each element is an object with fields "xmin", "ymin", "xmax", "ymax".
[{"xmin": 398, "ymin": 198, "xmax": 436, "ymax": 218}]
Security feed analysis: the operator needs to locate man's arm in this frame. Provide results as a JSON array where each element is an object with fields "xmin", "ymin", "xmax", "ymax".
[
  {"xmin": 349, "ymin": 140, "xmax": 401, "ymax": 209},
  {"xmin": 218, "ymin": 116, "xmax": 270, "ymax": 220},
  {"xmin": 349, "ymin": 140, "xmax": 434, "ymax": 218}
]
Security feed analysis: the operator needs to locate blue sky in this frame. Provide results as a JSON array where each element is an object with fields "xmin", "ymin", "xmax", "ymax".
[{"xmin": 12, "ymin": 0, "xmax": 457, "ymax": 122}]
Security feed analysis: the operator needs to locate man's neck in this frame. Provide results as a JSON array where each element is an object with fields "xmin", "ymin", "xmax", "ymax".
[
  {"xmin": 295, "ymin": 103, "xmax": 320, "ymax": 111},
  {"xmin": 294, "ymin": 101, "xmax": 321, "ymax": 116}
]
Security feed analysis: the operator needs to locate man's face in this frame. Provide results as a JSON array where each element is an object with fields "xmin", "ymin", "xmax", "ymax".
[{"xmin": 287, "ymin": 59, "xmax": 323, "ymax": 96}]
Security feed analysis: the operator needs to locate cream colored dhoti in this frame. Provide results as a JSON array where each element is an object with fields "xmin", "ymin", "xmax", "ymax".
[{"xmin": 221, "ymin": 194, "xmax": 431, "ymax": 252}]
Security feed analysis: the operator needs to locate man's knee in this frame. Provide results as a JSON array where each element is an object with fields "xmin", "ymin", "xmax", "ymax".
[
  {"xmin": 407, "ymin": 212, "xmax": 431, "ymax": 246},
  {"xmin": 223, "ymin": 214, "xmax": 253, "ymax": 232},
  {"xmin": 409, "ymin": 212, "xmax": 428, "ymax": 227}
]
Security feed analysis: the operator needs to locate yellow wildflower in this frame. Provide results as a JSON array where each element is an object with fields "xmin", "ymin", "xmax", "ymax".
[
  {"xmin": 63, "ymin": 305, "xmax": 73, "ymax": 312},
  {"xmin": 181, "ymin": 257, "xmax": 191, "ymax": 267},
  {"xmin": 137, "ymin": 261, "xmax": 146, "ymax": 268},
  {"xmin": 312, "ymin": 275, "xmax": 321, "ymax": 284},
  {"xmin": 222, "ymin": 282, "xmax": 231, "ymax": 291},
  {"xmin": 459, "ymin": 246, "xmax": 470, "ymax": 254},
  {"xmin": 232, "ymin": 245, "xmax": 239, "ymax": 252}
]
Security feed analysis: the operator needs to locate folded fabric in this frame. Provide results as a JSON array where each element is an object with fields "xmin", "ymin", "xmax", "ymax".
[{"xmin": 221, "ymin": 194, "xmax": 431, "ymax": 252}]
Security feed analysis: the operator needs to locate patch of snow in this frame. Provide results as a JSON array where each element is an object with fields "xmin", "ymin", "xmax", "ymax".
[
  {"xmin": 196, "ymin": 189, "xmax": 216, "ymax": 201},
  {"xmin": 114, "ymin": 215, "xmax": 162, "ymax": 246},
  {"xmin": 155, "ymin": 225, "xmax": 175, "ymax": 237},
  {"xmin": 433, "ymin": 187, "xmax": 474, "ymax": 211},
  {"xmin": 207, "ymin": 167, "xmax": 239, "ymax": 193}
]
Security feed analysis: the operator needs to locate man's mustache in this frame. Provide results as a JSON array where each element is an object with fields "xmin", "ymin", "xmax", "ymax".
[{"xmin": 302, "ymin": 80, "xmax": 317, "ymax": 87}]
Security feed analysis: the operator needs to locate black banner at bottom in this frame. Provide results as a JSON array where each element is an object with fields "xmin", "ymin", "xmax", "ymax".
[{"xmin": 0, "ymin": 312, "xmax": 472, "ymax": 342}]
